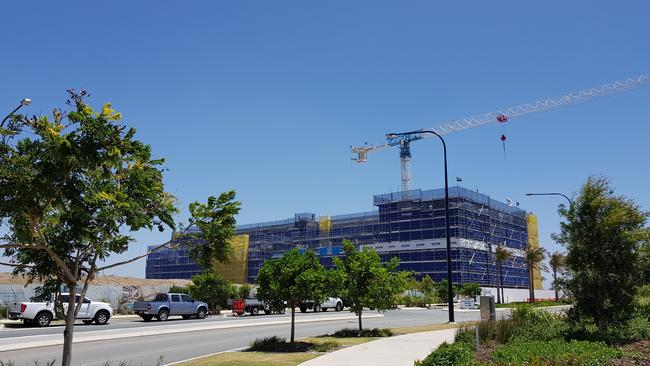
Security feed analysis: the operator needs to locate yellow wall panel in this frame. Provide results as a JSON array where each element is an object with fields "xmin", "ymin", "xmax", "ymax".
[
  {"xmin": 212, "ymin": 235, "xmax": 249, "ymax": 284},
  {"xmin": 526, "ymin": 213, "xmax": 543, "ymax": 290}
]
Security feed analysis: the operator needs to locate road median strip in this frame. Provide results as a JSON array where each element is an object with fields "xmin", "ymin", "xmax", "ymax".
[{"xmin": 0, "ymin": 313, "xmax": 384, "ymax": 352}]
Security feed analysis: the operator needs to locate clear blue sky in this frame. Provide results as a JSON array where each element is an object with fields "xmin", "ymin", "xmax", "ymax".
[{"xmin": 2, "ymin": 1, "xmax": 649, "ymax": 282}]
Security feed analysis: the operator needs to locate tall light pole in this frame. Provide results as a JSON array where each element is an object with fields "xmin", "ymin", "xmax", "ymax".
[
  {"xmin": 1, "ymin": 98, "xmax": 32, "ymax": 128},
  {"xmin": 386, "ymin": 129, "xmax": 455, "ymax": 323},
  {"xmin": 525, "ymin": 192, "xmax": 573, "ymax": 207}
]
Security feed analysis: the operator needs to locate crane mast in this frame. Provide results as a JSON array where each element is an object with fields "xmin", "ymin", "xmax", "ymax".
[{"xmin": 351, "ymin": 74, "xmax": 650, "ymax": 191}]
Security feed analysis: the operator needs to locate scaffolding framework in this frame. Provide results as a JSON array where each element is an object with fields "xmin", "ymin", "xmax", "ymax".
[{"xmin": 147, "ymin": 187, "xmax": 532, "ymax": 289}]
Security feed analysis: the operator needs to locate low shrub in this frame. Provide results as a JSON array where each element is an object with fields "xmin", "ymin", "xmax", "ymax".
[
  {"xmin": 0, "ymin": 305, "xmax": 8, "ymax": 320},
  {"xmin": 249, "ymin": 336, "xmax": 286, "ymax": 351},
  {"xmin": 331, "ymin": 328, "xmax": 393, "ymax": 338},
  {"xmin": 490, "ymin": 340, "xmax": 624, "ymax": 366},
  {"xmin": 634, "ymin": 284, "xmax": 650, "ymax": 320},
  {"xmin": 566, "ymin": 316, "xmax": 650, "ymax": 345},
  {"xmin": 312, "ymin": 341, "xmax": 339, "ymax": 352},
  {"xmin": 415, "ymin": 327, "xmax": 476, "ymax": 366}
]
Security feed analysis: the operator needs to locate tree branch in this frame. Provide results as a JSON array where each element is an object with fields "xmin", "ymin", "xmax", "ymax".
[
  {"xmin": 96, "ymin": 222, "xmax": 196, "ymax": 272},
  {"xmin": 0, "ymin": 261, "xmax": 35, "ymax": 268}
]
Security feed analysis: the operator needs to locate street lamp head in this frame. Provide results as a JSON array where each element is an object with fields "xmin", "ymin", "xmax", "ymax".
[{"xmin": 21, "ymin": 98, "xmax": 32, "ymax": 106}]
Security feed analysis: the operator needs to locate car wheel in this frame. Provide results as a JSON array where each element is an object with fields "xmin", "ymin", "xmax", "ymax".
[
  {"xmin": 158, "ymin": 309, "xmax": 169, "ymax": 321},
  {"xmin": 299, "ymin": 307, "xmax": 307, "ymax": 313},
  {"xmin": 35, "ymin": 312, "xmax": 52, "ymax": 327},
  {"xmin": 251, "ymin": 307, "xmax": 259, "ymax": 316},
  {"xmin": 142, "ymin": 315, "xmax": 153, "ymax": 322},
  {"xmin": 82, "ymin": 320, "xmax": 94, "ymax": 325},
  {"xmin": 94, "ymin": 311, "xmax": 110, "ymax": 325},
  {"xmin": 196, "ymin": 307, "xmax": 207, "ymax": 319},
  {"xmin": 314, "ymin": 304, "xmax": 321, "ymax": 312},
  {"xmin": 335, "ymin": 302, "xmax": 343, "ymax": 312},
  {"xmin": 278, "ymin": 308, "xmax": 286, "ymax": 314}
]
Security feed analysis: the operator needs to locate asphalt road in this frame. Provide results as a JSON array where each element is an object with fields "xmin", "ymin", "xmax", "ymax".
[{"xmin": 0, "ymin": 308, "xmax": 483, "ymax": 366}]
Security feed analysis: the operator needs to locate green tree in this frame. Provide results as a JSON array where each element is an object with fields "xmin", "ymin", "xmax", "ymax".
[
  {"xmin": 177, "ymin": 191, "xmax": 241, "ymax": 269},
  {"xmin": 549, "ymin": 252, "xmax": 566, "ymax": 302},
  {"xmin": 525, "ymin": 246, "xmax": 547, "ymax": 302},
  {"xmin": 256, "ymin": 249, "xmax": 326, "ymax": 343},
  {"xmin": 235, "ymin": 283, "xmax": 252, "ymax": 299},
  {"xmin": 458, "ymin": 283, "xmax": 481, "ymax": 298},
  {"xmin": 555, "ymin": 176, "xmax": 650, "ymax": 330},
  {"xmin": 495, "ymin": 246, "xmax": 513, "ymax": 304},
  {"xmin": 0, "ymin": 92, "xmax": 240, "ymax": 366},
  {"xmin": 334, "ymin": 240, "xmax": 408, "ymax": 332},
  {"xmin": 188, "ymin": 271, "xmax": 231, "ymax": 314},
  {"xmin": 169, "ymin": 284, "xmax": 189, "ymax": 294},
  {"xmin": 419, "ymin": 275, "xmax": 437, "ymax": 307}
]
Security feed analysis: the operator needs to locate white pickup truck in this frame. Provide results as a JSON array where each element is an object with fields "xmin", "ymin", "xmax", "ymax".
[
  {"xmin": 9, "ymin": 294, "xmax": 113, "ymax": 327},
  {"xmin": 299, "ymin": 297, "xmax": 344, "ymax": 313}
]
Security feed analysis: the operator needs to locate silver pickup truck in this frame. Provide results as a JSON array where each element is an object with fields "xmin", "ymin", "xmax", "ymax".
[{"xmin": 133, "ymin": 293, "xmax": 208, "ymax": 321}]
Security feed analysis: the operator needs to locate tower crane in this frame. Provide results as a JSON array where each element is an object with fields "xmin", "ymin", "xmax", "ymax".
[{"xmin": 351, "ymin": 75, "xmax": 650, "ymax": 192}]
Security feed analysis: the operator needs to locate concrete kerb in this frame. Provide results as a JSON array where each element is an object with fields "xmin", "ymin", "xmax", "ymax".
[{"xmin": 0, "ymin": 313, "xmax": 385, "ymax": 352}]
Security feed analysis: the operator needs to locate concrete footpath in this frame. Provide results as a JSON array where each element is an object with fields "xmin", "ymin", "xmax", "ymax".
[{"xmin": 300, "ymin": 328, "xmax": 457, "ymax": 366}]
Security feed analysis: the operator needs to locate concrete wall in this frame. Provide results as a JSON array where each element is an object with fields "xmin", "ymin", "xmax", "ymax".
[{"xmin": 480, "ymin": 287, "xmax": 558, "ymax": 303}]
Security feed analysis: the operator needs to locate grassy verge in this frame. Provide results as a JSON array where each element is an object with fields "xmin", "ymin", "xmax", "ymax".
[
  {"xmin": 495, "ymin": 301, "xmax": 569, "ymax": 308},
  {"xmin": 177, "ymin": 324, "xmax": 464, "ymax": 366}
]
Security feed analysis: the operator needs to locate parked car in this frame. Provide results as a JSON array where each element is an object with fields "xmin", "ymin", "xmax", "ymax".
[
  {"xmin": 9, "ymin": 294, "xmax": 113, "ymax": 327},
  {"xmin": 300, "ymin": 297, "xmax": 344, "ymax": 313},
  {"xmin": 133, "ymin": 293, "xmax": 208, "ymax": 321},
  {"xmin": 232, "ymin": 298, "xmax": 286, "ymax": 316}
]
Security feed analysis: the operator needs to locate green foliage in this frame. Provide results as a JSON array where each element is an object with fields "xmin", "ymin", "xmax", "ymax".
[
  {"xmin": 169, "ymin": 285, "xmax": 188, "ymax": 294},
  {"xmin": 415, "ymin": 330, "xmax": 475, "ymax": 366},
  {"xmin": 1, "ymin": 91, "xmax": 177, "ymax": 287},
  {"xmin": 331, "ymin": 328, "xmax": 393, "ymax": 338},
  {"xmin": 188, "ymin": 271, "xmax": 231, "ymax": 312},
  {"xmin": 556, "ymin": 176, "xmax": 650, "ymax": 329},
  {"xmin": 435, "ymin": 279, "xmax": 459, "ymax": 303},
  {"xmin": 458, "ymin": 283, "xmax": 481, "ymax": 298},
  {"xmin": 256, "ymin": 249, "xmax": 326, "ymax": 342},
  {"xmin": 477, "ymin": 305, "xmax": 568, "ymax": 344},
  {"xmin": 235, "ymin": 283, "xmax": 252, "ymax": 299},
  {"xmin": 566, "ymin": 316, "xmax": 650, "ymax": 345},
  {"xmin": 490, "ymin": 340, "xmax": 624, "ymax": 366},
  {"xmin": 420, "ymin": 275, "xmax": 439, "ymax": 305},
  {"xmin": 334, "ymin": 240, "xmax": 409, "ymax": 331},
  {"xmin": 176, "ymin": 191, "xmax": 241, "ymax": 270},
  {"xmin": 634, "ymin": 284, "xmax": 650, "ymax": 320}
]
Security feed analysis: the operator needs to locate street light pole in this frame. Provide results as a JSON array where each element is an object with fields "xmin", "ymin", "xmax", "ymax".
[
  {"xmin": 386, "ymin": 129, "xmax": 455, "ymax": 323},
  {"xmin": 525, "ymin": 192, "xmax": 573, "ymax": 207},
  {"xmin": 1, "ymin": 98, "xmax": 32, "ymax": 128}
]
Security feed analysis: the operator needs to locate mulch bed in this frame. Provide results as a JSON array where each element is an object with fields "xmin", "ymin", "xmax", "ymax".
[{"xmin": 614, "ymin": 340, "xmax": 650, "ymax": 366}]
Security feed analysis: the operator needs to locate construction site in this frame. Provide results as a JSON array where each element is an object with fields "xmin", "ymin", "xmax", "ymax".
[
  {"xmin": 146, "ymin": 75, "xmax": 649, "ymax": 291},
  {"xmin": 146, "ymin": 186, "xmax": 540, "ymax": 290}
]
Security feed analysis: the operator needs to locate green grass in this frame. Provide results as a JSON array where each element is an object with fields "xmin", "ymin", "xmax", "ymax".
[
  {"xmin": 175, "ymin": 352, "xmax": 318, "ymax": 366},
  {"xmin": 490, "ymin": 340, "xmax": 624, "ymax": 366},
  {"xmin": 495, "ymin": 300, "xmax": 569, "ymax": 308}
]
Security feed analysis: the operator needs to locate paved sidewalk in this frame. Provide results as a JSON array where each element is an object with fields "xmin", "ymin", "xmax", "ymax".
[{"xmin": 300, "ymin": 328, "xmax": 457, "ymax": 366}]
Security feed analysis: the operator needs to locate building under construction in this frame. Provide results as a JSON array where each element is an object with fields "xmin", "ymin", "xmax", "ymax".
[{"xmin": 146, "ymin": 186, "xmax": 541, "ymax": 289}]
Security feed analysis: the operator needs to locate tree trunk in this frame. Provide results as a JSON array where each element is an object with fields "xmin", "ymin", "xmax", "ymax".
[
  {"xmin": 290, "ymin": 306, "xmax": 295, "ymax": 343},
  {"xmin": 528, "ymin": 265, "xmax": 536, "ymax": 302},
  {"xmin": 62, "ymin": 286, "xmax": 77, "ymax": 366},
  {"xmin": 499, "ymin": 263, "xmax": 505, "ymax": 303},
  {"xmin": 358, "ymin": 308, "xmax": 363, "ymax": 332},
  {"xmin": 496, "ymin": 262, "xmax": 502, "ymax": 304},
  {"xmin": 553, "ymin": 270, "xmax": 558, "ymax": 302}
]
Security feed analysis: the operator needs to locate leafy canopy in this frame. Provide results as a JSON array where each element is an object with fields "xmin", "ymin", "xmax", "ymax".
[
  {"xmin": 334, "ymin": 240, "xmax": 408, "ymax": 317},
  {"xmin": 0, "ymin": 91, "xmax": 176, "ymax": 286},
  {"xmin": 555, "ymin": 176, "xmax": 650, "ymax": 328},
  {"xmin": 256, "ymin": 249, "xmax": 327, "ymax": 309},
  {"xmin": 188, "ymin": 271, "xmax": 232, "ymax": 311}
]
